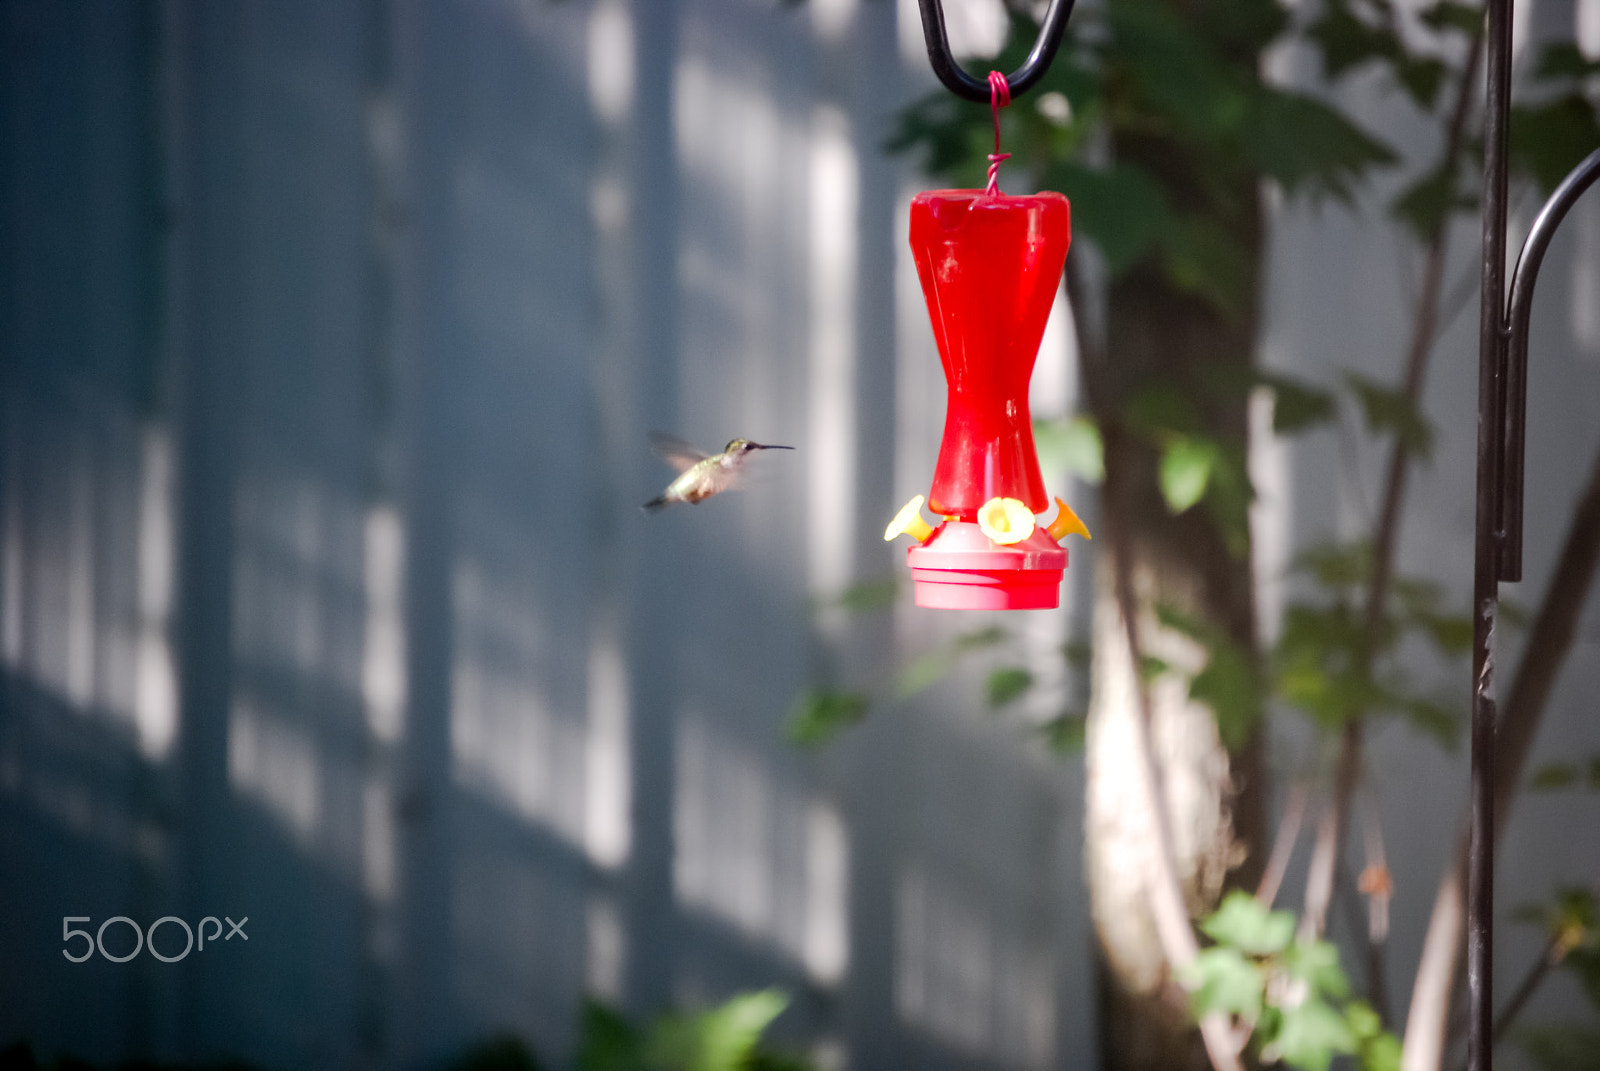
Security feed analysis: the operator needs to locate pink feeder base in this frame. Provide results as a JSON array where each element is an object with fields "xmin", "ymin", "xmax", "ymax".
[{"xmin": 906, "ymin": 520, "xmax": 1067, "ymax": 610}]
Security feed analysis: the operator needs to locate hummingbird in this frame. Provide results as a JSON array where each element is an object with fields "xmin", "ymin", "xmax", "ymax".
[{"xmin": 642, "ymin": 433, "xmax": 794, "ymax": 511}]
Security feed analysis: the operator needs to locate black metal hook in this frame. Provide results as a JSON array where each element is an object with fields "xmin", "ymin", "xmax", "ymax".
[
  {"xmin": 915, "ymin": 0, "xmax": 1077, "ymax": 102},
  {"xmin": 1495, "ymin": 146, "xmax": 1600, "ymax": 583}
]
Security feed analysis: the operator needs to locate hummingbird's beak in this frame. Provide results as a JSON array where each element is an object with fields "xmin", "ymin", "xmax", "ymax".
[{"xmin": 752, "ymin": 443, "xmax": 794, "ymax": 450}]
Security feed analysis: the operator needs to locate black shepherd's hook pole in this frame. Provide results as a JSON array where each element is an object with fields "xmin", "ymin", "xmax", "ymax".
[
  {"xmin": 915, "ymin": 0, "xmax": 1076, "ymax": 101},
  {"xmin": 1471, "ymin": 0, "xmax": 1600, "ymax": 1066}
]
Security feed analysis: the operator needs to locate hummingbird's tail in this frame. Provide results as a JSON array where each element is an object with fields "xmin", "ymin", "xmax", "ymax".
[{"xmin": 641, "ymin": 495, "xmax": 671, "ymax": 512}]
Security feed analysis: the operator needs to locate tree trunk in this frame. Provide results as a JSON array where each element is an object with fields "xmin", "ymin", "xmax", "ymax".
[{"xmin": 1079, "ymin": 158, "xmax": 1268, "ymax": 1066}]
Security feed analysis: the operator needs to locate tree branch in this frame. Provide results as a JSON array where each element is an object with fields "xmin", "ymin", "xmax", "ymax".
[{"xmin": 1301, "ymin": 16, "xmax": 1486, "ymax": 971}]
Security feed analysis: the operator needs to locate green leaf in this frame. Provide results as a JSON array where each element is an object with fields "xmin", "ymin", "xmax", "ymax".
[
  {"xmin": 1275, "ymin": 999, "xmax": 1358, "ymax": 1071},
  {"xmin": 1400, "ymin": 695, "xmax": 1462, "ymax": 750},
  {"xmin": 1308, "ymin": 0, "xmax": 1402, "ymax": 81},
  {"xmin": 577, "ymin": 1000, "xmax": 645, "ymax": 1071},
  {"xmin": 834, "ymin": 576, "xmax": 900, "ymax": 613},
  {"xmin": 1418, "ymin": 1, "xmax": 1483, "ymax": 35},
  {"xmin": 1293, "ymin": 541, "xmax": 1373, "ymax": 588},
  {"xmin": 1160, "ymin": 438, "xmax": 1220, "ymax": 513},
  {"xmin": 1533, "ymin": 42, "xmax": 1600, "ymax": 81},
  {"xmin": 896, "ymin": 652, "xmax": 953, "ymax": 699},
  {"xmin": 1126, "ymin": 383, "xmax": 1205, "ymax": 437},
  {"xmin": 1258, "ymin": 372, "xmax": 1339, "ymax": 434},
  {"xmin": 1529, "ymin": 763, "xmax": 1578, "ymax": 791},
  {"xmin": 1034, "ymin": 415, "xmax": 1105, "ymax": 484},
  {"xmin": 1413, "ymin": 611, "xmax": 1473, "ymax": 656},
  {"xmin": 1138, "ymin": 654, "xmax": 1173, "ymax": 683},
  {"xmin": 1180, "ymin": 946, "xmax": 1265, "ymax": 1019},
  {"xmin": 1396, "ymin": 56, "xmax": 1449, "ymax": 110},
  {"xmin": 1392, "ymin": 155, "xmax": 1475, "ymax": 241},
  {"xmin": 1039, "ymin": 712, "xmax": 1087, "ymax": 754},
  {"xmin": 1154, "ymin": 603, "xmax": 1209, "ymax": 640},
  {"xmin": 1285, "ymin": 938, "xmax": 1352, "ymax": 1001},
  {"xmin": 1361, "ymin": 1030, "xmax": 1404, "ymax": 1071},
  {"xmin": 1191, "ymin": 640, "xmax": 1264, "ymax": 749},
  {"xmin": 1566, "ymin": 941, "xmax": 1600, "ymax": 1012},
  {"xmin": 1202, "ymin": 890, "xmax": 1296, "ymax": 955},
  {"xmin": 1516, "ymin": 1025, "xmax": 1600, "ymax": 1071},
  {"xmin": 453, "ymin": 1034, "xmax": 545, "ymax": 1071},
  {"xmin": 1344, "ymin": 372, "xmax": 1435, "ymax": 458},
  {"xmin": 787, "ymin": 691, "xmax": 869, "ymax": 748},
  {"xmin": 1346, "ymin": 1000, "xmax": 1382, "ymax": 1041},
  {"xmin": 1244, "ymin": 88, "xmax": 1397, "ymax": 201},
  {"xmin": 955, "ymin": 625, "xmax": 1011, "ymax": 652},
  {"xmin": 1048, "ymin": 160, "xmax": 1174, "ymax": 276},
  {"xmin": 1160, "ymin": 214, "xmax": 1255, "ymax": 317},
  {"xmin": 1108, "ymin": 0, "xmax": 1254, "ymax": 142},
  {"xmin": 1511, "ymin": 95, "xmax": 1600, "ymax": 196},
  {"xmin": 1391, "ymin": 576, "xmax": 1443, "ymax": 613},
  {"xmin": 986, "ymin": 667, "xmax": 1035, "ymax": 708},
  {"xmin": 645, "ymin": 990, "xmax": 789, "ymax": 1071}
]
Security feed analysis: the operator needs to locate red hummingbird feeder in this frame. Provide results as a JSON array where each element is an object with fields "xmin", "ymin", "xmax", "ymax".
[{"xmin": 883, "ymin": 70, "xmax": 1089, "ymax": 609}]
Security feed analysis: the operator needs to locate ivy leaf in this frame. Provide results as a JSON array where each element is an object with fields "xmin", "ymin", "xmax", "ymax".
[
  {"xmin": 1180, "ymin": 946, "xmax": 1266, "ymax": 1019},
  {"xmin": 1034, "ymin": 414, "xmax": 1105, "ymax": 484},
  {"xmin": 1346, "ymin": 1000, "xmax": 1382, "ymax": 1041},
  {"xmin": 1202, "ymin": 890, "xmax": 1296, "ymax": 955},
  {"xmin": 1344, "ymin": 372, "xmax": 1435, "ymax": 458},
  {"xmin": 787, "ymin": 691, "xmax": 869, "ymax": 748},
  {"xmin": 1160, "ymin": 437, "xmax": 1221, "ymax": 513},
  {"xmin": 1276, "ymin": 999, "xmax": 1358, "ymax": 1071},
  {"xmin": 1286, "ymin": 938, "xmax": 1352, "ymax": 1001},
  {"xmin": 1362, "ymin": 1031, "xmax": 1404, "ymax": 1071},
  {"xmin": 987, "ymin": 667, "xmax": 1034, "ymax": 708}
]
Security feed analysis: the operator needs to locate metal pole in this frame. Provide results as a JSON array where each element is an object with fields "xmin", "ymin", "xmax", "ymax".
[
  {"xmin": 1468, "ymin": 0, "xmax": 1512, "ymax": 1064},
  {"xmin": 1472, "ymin": 0, "xmax": 1600, "ymax": 1061}
]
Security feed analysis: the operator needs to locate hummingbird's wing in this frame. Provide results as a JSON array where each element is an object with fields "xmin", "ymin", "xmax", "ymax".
[{"xmin": 648, "ymin": 432, "xmax": 707, "ymax": 474}]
